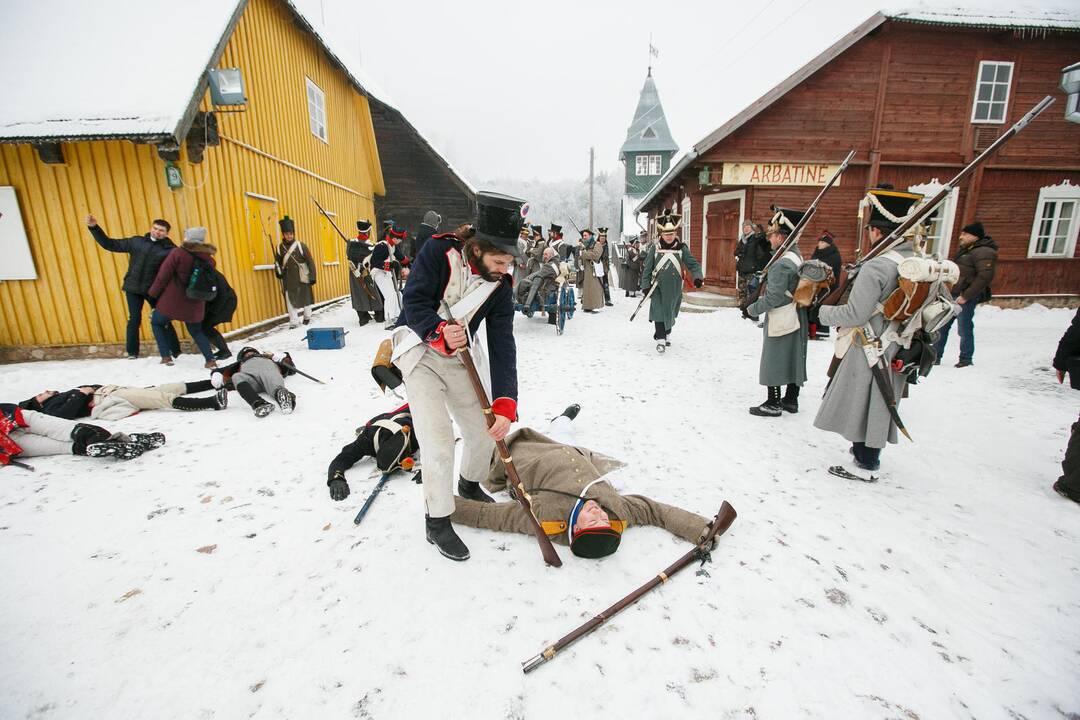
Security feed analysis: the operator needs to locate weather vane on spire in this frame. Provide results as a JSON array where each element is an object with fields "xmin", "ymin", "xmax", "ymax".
[{"xmin": 648, "ymin": 35, "xmax": 659, "ymax": 76}]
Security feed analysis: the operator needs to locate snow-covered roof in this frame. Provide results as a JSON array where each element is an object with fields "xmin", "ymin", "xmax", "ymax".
[
  {"xmin": 636, "ymin": 5, "xmax": 1080, "ymax": 214},
  {"xmin": 887, "ymin": 6, "xmax": 1080, "ymax": 31},
  {"xmin": 0, "ymin": 0, "xmax": 245, "ymax": 142},
  {"xmin": 619, "ymin": 73, "xmax": 678, "ymax": 158},
  {"xmin": 0, "ymin": 0, "xmax": 403, "ymax": 144}
]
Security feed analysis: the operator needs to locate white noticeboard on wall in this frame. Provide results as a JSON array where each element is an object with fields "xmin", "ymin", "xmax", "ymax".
[{"xmin": 0, "ymin": 186, "xmax": 37, "ymax": 280}]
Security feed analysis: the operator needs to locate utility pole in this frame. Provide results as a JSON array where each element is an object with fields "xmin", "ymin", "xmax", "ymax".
[{"xmin": 588, "ymin": 146, "xmax": 595, "ymax": 231}]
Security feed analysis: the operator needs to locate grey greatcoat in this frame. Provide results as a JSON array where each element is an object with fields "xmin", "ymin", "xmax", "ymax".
[
  {"xmin": 450, "ymin": 428, "xmax": 711, "ymax": 545},
  {"xmin": 813, "ymin": 243, "xmax": 914, "ymax": 448},
  {"xmin": 746, "ymin": 251, "xmax": 808, "ymax": 386},
  {"xmin": 275, "ymin": 240, "xmax": 316, "ymax": 309}
]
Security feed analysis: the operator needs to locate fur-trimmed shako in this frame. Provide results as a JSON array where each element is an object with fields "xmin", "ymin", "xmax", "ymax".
[{"xmin": 767, "ymin": 205, "xmax": 807, "ymax": 236}]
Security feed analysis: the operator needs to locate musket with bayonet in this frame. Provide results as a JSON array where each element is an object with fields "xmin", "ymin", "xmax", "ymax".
[
  {"xmin": 745, "ymin": 149, "xmax": 856, "ymax": 307},
  {"xmin": 820, "ymin": 95, "xmax": 1055, "ymax": 308}
]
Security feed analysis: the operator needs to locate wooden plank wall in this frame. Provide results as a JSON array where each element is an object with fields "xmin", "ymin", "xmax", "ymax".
[
  {"xmin": 645, "ymin": 21, "xmax": 1080, "ymax": 294},
  {"xmin": 0, "ymin": 0, "xmax": 383, "ymax": 350}
]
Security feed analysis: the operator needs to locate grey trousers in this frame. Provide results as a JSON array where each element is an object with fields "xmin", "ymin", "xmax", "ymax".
[
  {"xmin": 403, "ymin": 348, "xmax": 496, "ymax": 518},
  {"xmin": 9, "ymin": 410, "xmax": 77, "ymax": 457},
  {"xmin": 233, "ymin": 357, "xmax": 286, "ymax": 395}
]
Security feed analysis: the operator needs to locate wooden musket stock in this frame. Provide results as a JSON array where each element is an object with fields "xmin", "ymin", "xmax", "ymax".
[
  {"xmin": 440, "ymin": 302, "xmax": 562, "ymax": 568},
  {"xmin": 522, "ymin": 501, "xmax": 737, "ymax": 673}
]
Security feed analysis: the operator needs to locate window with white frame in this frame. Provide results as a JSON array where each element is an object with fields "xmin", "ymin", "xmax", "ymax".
[
  {"xmin": 635, "ymin": 154, "xmax": 661, "ymax": 176},
  {"xmin": 306, "ymin": 77, "xmax": 328, "ymax": 143},
  {"xmin": 681, "ymin": 197, "xmax": 691, "ymax": 246},
  {"xmin": 908, "ymin": 180, "xmax": 959, "ymax": 258},
  {"xmin": 1029, "ymin": 181, "xmax": 1080, "ymax": 258},
  {"xmin": 971, "ymin": 61, "xmax": 1013, "ymax": 124}
]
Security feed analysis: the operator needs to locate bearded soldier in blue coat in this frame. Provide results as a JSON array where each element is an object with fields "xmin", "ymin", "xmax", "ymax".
[
  {"xmin": 640, "ymin": 210, "xmax": 703, "ymax": 350},
  {"xmin": 745, "ymin": 206, "xmax": 809, "ymax": 416}
]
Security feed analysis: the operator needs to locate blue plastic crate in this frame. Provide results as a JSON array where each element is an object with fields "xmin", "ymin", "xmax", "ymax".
[{"xmin": 305, "ymin": 327, "xmax": 347, "ymax": 350}]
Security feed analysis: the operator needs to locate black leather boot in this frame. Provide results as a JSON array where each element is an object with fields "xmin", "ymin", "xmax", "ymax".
[
  {"xmin": 184, "ymin": 379, "xmax": 214, "ymax": 394},
  {"xmin": 458, "ymin": 477, "xmax": 494, "ymax": 503},
  {"xmin": 70, "ymin": 423, "xmax": 111, "ymax": 455},
  {"xmin": 426, "ymin": 516, "xmax": 470, "ymax": 561},
  {"xmin": 749, "ymin": 386, "xmax": 782, "ymax": 417},
  {"xmin": 782, "ymin": 384, "xmax": 800, "ymax": 414},
  {"xmin": 172, "ymin": 395, "xmax": 220, "ymax": 411},
  {"xmin": 236, "ymin": 381, "xmax": 273, "ymax": 417}
]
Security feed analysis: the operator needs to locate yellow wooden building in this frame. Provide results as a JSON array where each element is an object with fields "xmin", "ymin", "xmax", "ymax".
[{"xmin": 0, "ymin": 0, "xmax": 391, "ymax": 360}]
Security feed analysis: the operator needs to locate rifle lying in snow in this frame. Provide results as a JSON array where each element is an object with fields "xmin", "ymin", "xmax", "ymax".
[
  {"xmin": 819, "ymin": 96, "xmax": 1054, "ymax": 309},
  {"xmin": 279, "ymin": 359, "xmax": 327, "ymax": 385},
  {"xmin": 353, "ymin": 465, "xmax": 419, "ymax": 525},
  {"xmin": 745, "ymin": 149, "xmax": 855, "ymax": 308},
  {"xmin": 521, "ymin": 501, "xmax": 737, "ymax": 674},
  {"xmin": 440, "ymin": 301, "xmax": 562, "ymax": 568}
]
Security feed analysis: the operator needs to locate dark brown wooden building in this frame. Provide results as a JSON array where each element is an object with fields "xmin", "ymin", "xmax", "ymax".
[
  {"xmin": 369, "ymin": 97, "xmax": 476, "ymax": 237},
  {"xmin": 637, "ymin": 9, "xmax": 1080, "ymax": 300}
]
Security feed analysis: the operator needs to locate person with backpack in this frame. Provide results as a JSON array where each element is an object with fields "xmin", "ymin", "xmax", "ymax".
[
  {"xmin": 274, "ymin": 216, "xmax": 317, "ymax": 328},
  {"xmin": 201, "ymin": 266, "xmax": 236, "ymax": 360},
  {"xmin": 147, "ymin": 227, "xmax": 219, "ymax": 368},
  {"xmin": 933, "ymin": 222, "xmax": 998, "ymax": 368},
  {"xmin": 808, "ymin": 231, "xmax": 843, "ymax": 339}
]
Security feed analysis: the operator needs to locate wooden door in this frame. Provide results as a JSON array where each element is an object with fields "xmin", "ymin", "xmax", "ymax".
[{"xmin": 705, "ymin": 198, "xmax": 740, "ymax": 286}]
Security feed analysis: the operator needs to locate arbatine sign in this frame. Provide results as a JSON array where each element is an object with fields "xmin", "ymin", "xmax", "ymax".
[{"xmin": 722, "ymin": 162, "xmax": 843, "ymax": 186}]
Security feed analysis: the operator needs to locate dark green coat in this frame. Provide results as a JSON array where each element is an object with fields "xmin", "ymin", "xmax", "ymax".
[{"xmin": 640, "ymin": 240, "xmax": 703, "ymax": 330}]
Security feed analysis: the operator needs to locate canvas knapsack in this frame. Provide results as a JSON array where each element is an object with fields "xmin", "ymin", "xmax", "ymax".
[{"xmin": 185, "ymin": 251, "xmax": 218, "ymax": 301}]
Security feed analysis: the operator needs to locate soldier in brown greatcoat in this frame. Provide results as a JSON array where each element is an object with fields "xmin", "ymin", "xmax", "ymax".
[{"xmin": 450, "ymin": 407, "xmax": 713, "ymax": 558}]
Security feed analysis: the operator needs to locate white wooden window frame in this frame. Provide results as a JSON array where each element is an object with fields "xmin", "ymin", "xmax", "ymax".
[
  {"xmin": 1028, "ymin": 180, "xmax": 1080, "ymax": 259},
  {"xmin": 306, "ymin": 77, "xmax": 328, "ymax": 144},
  {"xmin": 681, "ymin": 196, "xmax": 692, "ymax": 246},
  {"xmin": 648, "ymin": 155, "xmax": 662, "ymax": 176},
  {"xmin": 701, "ymin": 190, "xmax": 746, "ymax": 278},
  {"xmin": 970, "ymin": 61, "xmax": 1013, "ymax": 125},
  {"xmin": 908, "ymin": 180, "xmax": 959, "ymax": 258}
]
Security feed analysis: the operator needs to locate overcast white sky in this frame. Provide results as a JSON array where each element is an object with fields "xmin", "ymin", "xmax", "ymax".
[{"xmin": 292, "ymin": 0, "xmax": 1073, "ymax": 185}]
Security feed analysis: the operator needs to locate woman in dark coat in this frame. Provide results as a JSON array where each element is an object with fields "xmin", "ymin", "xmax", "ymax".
[{"xmin": 147, "ymin": 227, "xmax": 218, "ymax": 367}]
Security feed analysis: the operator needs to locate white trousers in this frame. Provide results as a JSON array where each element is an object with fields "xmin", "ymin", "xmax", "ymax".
[
  {"xmin": 285, "ymin": 296, "xmax": 311, "ymax": 327},
  {"xmin": 9, "ymin": 410, "xmax": 78, "ymax": 457},
  {"xmin": 371, "ymin": 269, "xmax": 400, "ymax": 328},
  {"xmin": 403, "ymin": 348, "xmax": 495, "ymax": 518}
]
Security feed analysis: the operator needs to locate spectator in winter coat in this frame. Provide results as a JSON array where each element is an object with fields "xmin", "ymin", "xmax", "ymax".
[
  {"xmin": 1052, "ymin": 308, "xmax": 1080, "ymax": 505},
  {"xmin": 933, "ymin": 222, "xmax": 998, "ymax": 367},
  {"xmin": 147, "ymin": 227, "xmax": 219, "ymax": 368},
  {"xmin": 86, "ymin": 214, "xmax": 179, "ymax": 359},
  {"xmin": 200, "ymin": 268, "xmax": 236, "ymax": 360},
  {"xmin": 734, "ymin": 221, "xmax": 770, "ymax": 305},
  {"xmin": 1, "ymin": 402, "xmax": 165, "ymax": 465},
  {"xmin": 808, "ymin": 231, "xmax": 842, "ymax": 339},
  {"xmin": 413, "ymin": 210, "xmax": 442, "ymax": 259},
  {"xmin": 211, "ymin": 346, "xmax": 297, "ymax": 418}
]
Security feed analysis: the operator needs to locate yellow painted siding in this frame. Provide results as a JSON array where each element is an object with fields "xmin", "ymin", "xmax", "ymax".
[{"xmin": 0, "ymin": 0, "xmax": 383, "ymax": 350}]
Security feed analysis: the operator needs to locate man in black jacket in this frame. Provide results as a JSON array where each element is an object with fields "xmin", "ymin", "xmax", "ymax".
[
  {"xmin": 933, "ymin": 222, "xmax": 998, "ymax": 368},
  {"xmin": 1053, "ymin": 308, "xmax": 1080, "ymax": 505},
  {"xmin": 734, "ymin": 221, "xmax": 769, "ymax": 305},
  {"xmin": 808, "ymin": 231, "xmax": 842, "ymax": 339},
  {"xmin": 87, "ymin": 213, "xmax": 179, "ymax": 359}
]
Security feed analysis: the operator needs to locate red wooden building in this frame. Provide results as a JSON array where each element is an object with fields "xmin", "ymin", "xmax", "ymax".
[{"xmin": 637, "ymin": 9, "xmax": 1080, "ymax": 300}]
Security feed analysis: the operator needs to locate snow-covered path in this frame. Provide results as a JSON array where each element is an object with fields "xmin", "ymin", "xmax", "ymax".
[{"xmin": 1, "ymin": 297, "xmax": 1077, "ymax": 719}]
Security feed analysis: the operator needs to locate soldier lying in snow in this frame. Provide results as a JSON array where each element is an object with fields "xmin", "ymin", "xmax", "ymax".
[
  {"xmin": 1, "ymin": 402, "xmax": 165, "ymax": 465},
  {"xmin": 326, "ymin": 404, "xmax": 420, "ymax": 501},
  {"xmin": 19, "ymin": 379, "xmax": 226, "ymax": 421},
  {"xmin": 451, "ymin": 405, "xmax": 713, "ymax": 559},
  {"xmin": 211, "ymin": 346, "xmax": 297, "ymax": 418}
]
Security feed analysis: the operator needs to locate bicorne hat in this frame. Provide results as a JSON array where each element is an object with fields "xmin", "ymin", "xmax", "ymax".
[
  {"xmin": 768, "ymin": 205, "xmax": 807, "ymax": 236},
  {"xmin": 473, "ymin": 191, "xmax": 527, "ymax": 257},
  {"xmin": 655, "ymin": 210, "xmax": 682, "ymax": 233},
  {"xmin": 864, "ymin": 188, "xmax": 923, "ymax": 232},
  {"xmin": 597, "ymin": 227, "xmax": 608, "ymax": 236}
]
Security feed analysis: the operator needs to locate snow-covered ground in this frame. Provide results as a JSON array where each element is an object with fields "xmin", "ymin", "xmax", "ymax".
[{"xmin": 1, "ymin": 297, "xmax": 1077, "ymax": 719}]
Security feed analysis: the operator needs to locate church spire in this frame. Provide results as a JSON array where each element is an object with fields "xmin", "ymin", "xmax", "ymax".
[{"xmin": 619, "ymin": 70, "xmax": 678, "ymax": 161}]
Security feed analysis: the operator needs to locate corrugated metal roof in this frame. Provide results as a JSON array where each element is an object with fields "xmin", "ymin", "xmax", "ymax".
[{"xmin": 888, "ymin": 7, "xmax": 1080, "ymax": 31}]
